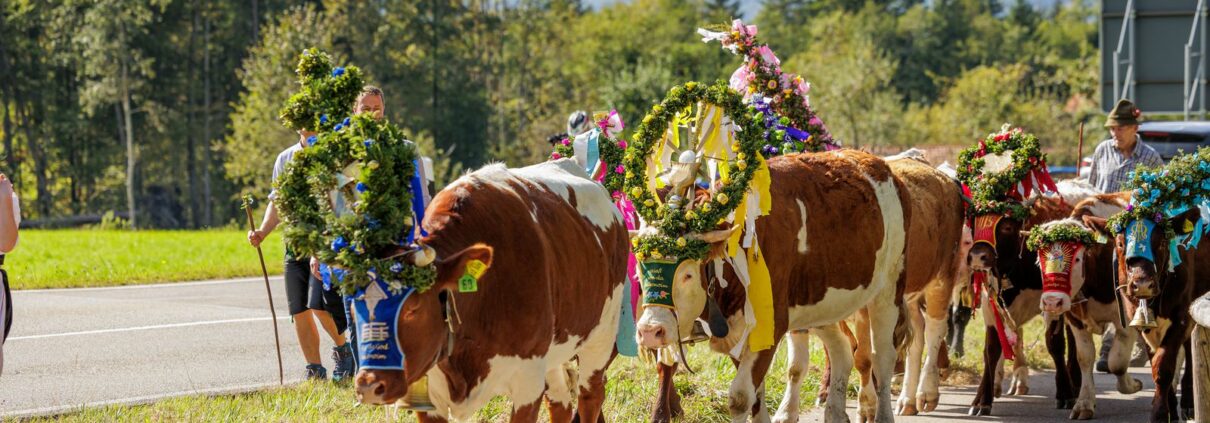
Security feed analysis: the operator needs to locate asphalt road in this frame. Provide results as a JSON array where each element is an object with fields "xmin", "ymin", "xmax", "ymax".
[
  {"xmin": 802, "ymin": 367, "xmax": 1166, "ymax": 422},
  {"xmin": 0, "ymin": 277, "xmax": 332, "ymax": 418}
]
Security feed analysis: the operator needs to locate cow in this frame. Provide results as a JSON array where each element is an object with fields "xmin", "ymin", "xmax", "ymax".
[
  {"xmin": 634, "ymin": 149, "xmax": 909, "ymax": 423},
  {"xmin": 965, "ymin": 195, "xmax": 1080, "ymax": 416},
  {"xmin": 353, "ymin": 159, "xmax": 630, "ymax": 423},
  {"xmin": 1084, "ymin": 202, "xmax": 1210, "ymax": 422},
  {"xmin": 1022, "ymin": 194, "xmax": 1144, "ymax": 420}
]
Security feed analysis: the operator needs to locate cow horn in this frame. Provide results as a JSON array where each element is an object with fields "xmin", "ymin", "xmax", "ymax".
[
  {"xmin": 690, "ymin": 226, "xmax": 738, "ymax": 244},
  {"xmin": 406, "ymin": 245, "xmax": 437, "ymax": 267}
]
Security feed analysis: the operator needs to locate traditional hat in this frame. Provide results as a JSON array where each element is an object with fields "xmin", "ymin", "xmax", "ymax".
[
  {"xmin": 567, "ymin": 111, "xmax": 590, "ymax": 136},
  {"xmin": 1105, "ymin": 99, "xmax": 1143, "ymax": 127}
]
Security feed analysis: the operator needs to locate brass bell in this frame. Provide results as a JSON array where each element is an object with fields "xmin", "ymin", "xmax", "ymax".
[
  {"xmin": 398, "ymin": 375, "xmax": 436, "ymax": 411},
  {"xmin": 1129, "ymin": 299, "xmax": 1158, "ymax": 329}
]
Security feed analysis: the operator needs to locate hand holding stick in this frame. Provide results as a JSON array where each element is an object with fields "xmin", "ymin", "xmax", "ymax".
[{"xmin": 243, "ymin": 195, "xmax": 284, "ymax": 386}]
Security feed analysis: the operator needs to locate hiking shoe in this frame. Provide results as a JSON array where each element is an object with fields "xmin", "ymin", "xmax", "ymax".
[
  {"xmin": 332, "ymin": 344, "xmax": 355, "ymax": 382},
  {"xmin": 306, "ymin": 364, "xmax": 328, "ymax": 380},
  {"xmin": 1129, "ymin": 346, "xmax": 1150, "ymax": 367}
]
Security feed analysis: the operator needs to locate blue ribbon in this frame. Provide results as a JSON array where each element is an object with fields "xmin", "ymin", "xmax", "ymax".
[
  {"xmin": 408, "ymin": 159, "xmax": 428, "ymax": 243},
  {"xmin": 585, "ymin": 129, "xmax": 601, "ymax": 175},
  {"xmin": 1124, "ymin": 219, "xmax": 1157, "ymax": 263},
  {"xmin": 615, "ymin": 283, "xmax": 638, "ymax": 357},
  {"xmin": 320, "ymin": 263, "xmax": 346, "ymax": 291},
  {"xmin": 352, "ymin": 279, "xmax": 414, "ymax": 370}
]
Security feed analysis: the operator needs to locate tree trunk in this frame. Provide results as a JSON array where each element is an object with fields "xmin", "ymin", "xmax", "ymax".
[
  {"xmin": 250, "ymin": 0, "xmax": 258, "ymax": 43},
  {"xmin": 202, "ymin": 11, "xmax": 213, "ymax": 227},
  {"xmin": 1, "ymin": 92, "xmax": 14, "ymax": 180},
  {"xmin": 186, "ymin": 3, "xmax": 201, "ymax": 229},
  {"xmin": 122, "ymin": 61, "xmax": 137, "ymax": 229}
]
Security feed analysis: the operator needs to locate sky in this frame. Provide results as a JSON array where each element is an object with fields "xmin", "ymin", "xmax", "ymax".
[{"xmin": 584, "ymin": 0, "xmax": 1065, "ymax": 20}]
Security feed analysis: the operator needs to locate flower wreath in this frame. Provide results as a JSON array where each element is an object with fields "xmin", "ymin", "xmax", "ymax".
[
  {"xmin": 549, "ymin": 110, "xmax": 629, "ymax": 196},
  {"xmin": 623, "ymin": 81, "xmax": 764, "ymax": 260},
  {"xmin": 1026, "ymin": 222, "xmax": 1096, "ymax": 251},
  {"xmin": 274, "ymin": 48, "xmax": 436, "ymax": 295},
  {"xmin": 1108, "ymin": 147, "xmax": 1210, "ymax": 240},
  {"xmin": 957, "ymin": 124, "xmax": 1056, "ymax": 219},
  {"xmin": 698, "ymin": 20, "xmax": 838, "ymax": 155}
]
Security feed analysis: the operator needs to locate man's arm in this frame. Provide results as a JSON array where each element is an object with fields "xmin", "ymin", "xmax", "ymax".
[
  {"xmin": 1087, "ymin": 145, "xmax": 1100, "ymax": 187},
  {"xmin": 247, "ymin": 200, "xmax": 280, "ymax": 247}
]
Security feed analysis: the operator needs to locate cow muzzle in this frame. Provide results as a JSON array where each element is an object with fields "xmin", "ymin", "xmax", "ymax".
[
  {"xmin": 1127, "ymin": 266, "xmax": 1157, "ymax": 299},
  {"xmin": 968, "ymin": 247, "xmax": 996, "ymax": 272},
  {"xmin": 355, "ymin": 371, "xmax": 406, "ymax": 405},
  {"xmin": 637, "ymin": 321, "xmax": 670, "ymax": 349}
]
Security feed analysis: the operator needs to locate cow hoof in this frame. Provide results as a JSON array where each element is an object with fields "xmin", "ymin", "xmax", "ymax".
[
  {"xmin": 1069, "ymin": 409, "xmax": 1094, "ymax": 420},
  {"xmin": 816, "ymin": 394, "xmax": 828, "ymax": 407},
  {"xmin": 968, "ymin": 405, "xmax": 992, "ymax": 416},
  {"xmin": 1055, "ymin": 399, "xmax": 1075, "ymax": 409},
  {"xmin": 918, "ymin": 397, "xmax": 939, "ymax": 413},
  {"xmin": 993, "ymin": 385, "xmax": 1002, "ymax": 398},
  {"xmin": 1007, "ymin": 384, "xmax": 1028, "ymax": 396},
  {"xmin": 1183, "ymin": 408, "xmax": 1195, "ymax": 421},
  {"xmin": 897, "ymin": 403, "xmax": 918, "ymax": 416}
]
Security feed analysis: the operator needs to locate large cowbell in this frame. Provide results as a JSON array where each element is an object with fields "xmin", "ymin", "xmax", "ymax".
[
  {"xmin": 353, "ymin": 277, "xmax": 414, "ymax": 370},
  {"xmin": 1124, "ymin": 219, "xmax": 1157, "ymax": 263}
]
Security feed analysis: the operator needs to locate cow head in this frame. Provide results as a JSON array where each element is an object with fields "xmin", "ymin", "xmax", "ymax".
[
  {"xmin": 1084, "ymin": 208, "xmax": 1201, "ymax": 301},
  {"xmin": 966, "ymin": 201, "xmax": 1034, "ymax": 273},
  {"xmin": 354, "ymin": 243, "xmax": 494, "ymax": 406},
  {"xmin": 1028, "ymin": 219, "xmax": 1096, "ymax": 315},
  {"xmin": 633, "ymin": 227, "xmax": 734, "ymax": 350}
]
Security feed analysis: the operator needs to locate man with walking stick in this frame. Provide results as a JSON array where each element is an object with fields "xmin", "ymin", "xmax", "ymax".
[{"xmin": 248, "ymin": 127, "xmax": 355, "ymax": 381}]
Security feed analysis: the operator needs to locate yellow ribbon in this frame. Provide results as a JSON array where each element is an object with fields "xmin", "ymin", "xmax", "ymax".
[{"xmin": 746, "ymin": 244, "xmax": 774, "ymax": 352}]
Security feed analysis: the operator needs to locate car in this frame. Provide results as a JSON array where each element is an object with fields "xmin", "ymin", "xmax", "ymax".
[{"xmin": 1137, "ymin": 121, "xmax": 1210, "ymax": 161}]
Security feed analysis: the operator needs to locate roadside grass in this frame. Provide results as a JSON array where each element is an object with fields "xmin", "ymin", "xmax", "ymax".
[
  {"xmin": 6, "ymin": 229, "xmax": 284, "ymax": 290},
  {"xmin": 26, "ymin": 315, "xmax": 1065, "ymax": 422}
]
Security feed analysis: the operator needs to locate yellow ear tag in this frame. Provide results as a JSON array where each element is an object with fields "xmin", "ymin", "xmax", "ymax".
[
  {"xmin": 1094, "ymin": 231, "xmax": 1108, "ymax": 244},
  {"xmin": 1184, "ymin": 219, "xmax": 1196, "ymax": 234},
  {"xmin": 458, "ymin": 259, "xmax": 489, "ymax": 293}
]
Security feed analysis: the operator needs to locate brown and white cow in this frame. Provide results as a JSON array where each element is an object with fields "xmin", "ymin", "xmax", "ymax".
[
  {"xmin": 635, "ymin": 150, "xmax": 908, "ymax": 423},
  {"xmin": 1085, "ymin": 202, "xmax": 1210, "ymax": 422},
  {"xmin": 354, "ymin": 160, "xmax": 630, "ymax": 423}
]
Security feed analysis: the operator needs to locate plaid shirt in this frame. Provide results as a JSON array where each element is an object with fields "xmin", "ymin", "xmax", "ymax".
[{"xmin": 1087, "ymin": 137, "xmax": 1164, "ymax": 193}]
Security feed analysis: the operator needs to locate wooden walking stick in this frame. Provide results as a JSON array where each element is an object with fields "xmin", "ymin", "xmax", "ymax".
[
  {"xmin": 1076, "ymin": 122, "xmax": 1086, "ymax": 177},
  {"xmin": 243, "ymin": 194, "xmax": 284, "ymax": 386}
]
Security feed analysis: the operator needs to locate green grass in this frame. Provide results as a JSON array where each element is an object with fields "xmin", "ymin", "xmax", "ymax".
[
  {"xmin": 6, "ymin": 229, "xmax": 285, "ymax": 290},
  {"xmin": 26, "ymin": 316, "xmax": 1066, "ymax": 422}
]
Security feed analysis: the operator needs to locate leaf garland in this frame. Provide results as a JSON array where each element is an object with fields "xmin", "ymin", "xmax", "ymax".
[
  {"xmin": 1107, "ymin": 146, "xmax": 1210, "ymax": 239},
  {"xmin": 957, "ymin": 124, "xmax": 1048, "ymax": 219},
  {"xmin": 274, "ymin": 49, "xmax": 435, "ymax": 295},
  {"xmin": 1026, "ymin": 222, "xmax": 1095, "ymax": 251},
  {"xmin": 279, "ymin": 48, "xmax": 365, "ymax": 133},
  {"xmin": 699, "ymin": 20, "xmax": 838, "ymax": 154},
  {"xmin": 622, "ymin": 81, "xmax": 763, "ymax": 260}
]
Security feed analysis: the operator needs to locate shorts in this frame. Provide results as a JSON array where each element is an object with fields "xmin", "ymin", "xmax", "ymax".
[{"xmin": 283, "ymin": 258, "xmax": 348, "ymax": 333}]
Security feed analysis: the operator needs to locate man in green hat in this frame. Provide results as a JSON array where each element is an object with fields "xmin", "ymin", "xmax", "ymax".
[
  {"xmin": 1088, "ymin": 99, "xmax": 1160, "ymax": 372},
  {"xmin": 1088, "ymin": 99, "xmax": 1164, "ymax": 193}
]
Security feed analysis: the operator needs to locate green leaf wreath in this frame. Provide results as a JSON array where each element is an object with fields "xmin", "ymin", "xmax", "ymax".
[
  {"xmin": 622, "ymin": 81, "xmax": 764, "ymax": 261},
  {"xmin": 1107, "ymin": 146, "xmax": 1210, "ymax": 240},
  {"xmin": 957, "ymin": 124, "xmax": 1049, "ymax": 220},
  {"xmin": 1026, "ymin": 222, "xmax": 1096, "ymax": 251},
  {"xmin": 274, "ymin": 48, "xmax": 435, "ymax": 294}
]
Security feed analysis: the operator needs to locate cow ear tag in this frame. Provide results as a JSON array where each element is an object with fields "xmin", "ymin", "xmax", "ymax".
[
  {"xmin": 1094, "ymin": 231, "xmax": 1108, "ymax": 244},
  {"xmin": 1184, "ymin": 219, "xmax": 1196, "ymax": 234},
  {"xmin": 459, "ymin": 259, "xmax": 489, "ymax": 292}
]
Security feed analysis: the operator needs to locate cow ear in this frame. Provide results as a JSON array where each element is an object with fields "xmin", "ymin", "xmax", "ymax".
[
  {"xmin": 435, "ymin": 243, "xmax": 494, "ymax": 290},
  {"xmin": 1082, "ymin": 215, "xmax": 1111, "ymax": 238},
  {"xmin": 1171, "ymin": 208, "xmax": 1202, "ymax": 235}
]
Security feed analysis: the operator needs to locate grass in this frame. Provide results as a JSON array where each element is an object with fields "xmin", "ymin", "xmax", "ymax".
[
  {"xmin": 25, "ymin": 315, "xmax": 1065, "ymax": 422},
  {"xmin": 6, "ymin": 229, "xmax": 285, "ymax": 290}
]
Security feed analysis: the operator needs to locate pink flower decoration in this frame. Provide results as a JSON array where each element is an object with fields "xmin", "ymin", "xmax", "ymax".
[
  {"xmin": 551, "ymin": 153, "xmax": 561, "ymax": 159},
  {"xmin": 731, "ymin": 19, "xmax": 757, "ymax": 38},
  {"xmin": 617, "ymin": 140, "xmax": 628, "ymax": 149},
  {"xmin": 729, "ymin": 65, "xmax": 750, "ymax": 91},
  {"xmin": 615, "ymin": 165, "xmax": 625, "ymax": 174},
  {"xmin": 755, "ymin": 45, "xmax": 780, "ymax": 66},
  {"xmin": 562, "ymin": 139, "xmax": 571, "ymax": 146}
]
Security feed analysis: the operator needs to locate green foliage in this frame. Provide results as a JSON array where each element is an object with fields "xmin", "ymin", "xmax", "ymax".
[
  {"xmin": 278, "ymin": 49, "xmax": 365, "ymax": 132},
  {"xmin": 1026, "ymin": 222, "xmax": 1095, "ymax": 251}
]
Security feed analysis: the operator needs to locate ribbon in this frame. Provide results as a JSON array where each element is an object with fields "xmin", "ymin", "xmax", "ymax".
[
  {"xmin": 973, "ymin": 271, "xmax": 1017, "ymax": 361},
  {"xmin": 408, "ymin": 159, "xmax": 429, "ymax": 243},
  {"xmin": 597, "ymin": 109, "xmax": 624, "ymax": 139},
  {"xmin": 352, "ymin": 278, "xmax": 414, "ymax": 370},
  {"xmin": 615, "ymin": 197, "xmax": 640, "ymax": 357},
  {"xmin": 585, "ymin": 130, "xmax": 601, "ymax": 176}
]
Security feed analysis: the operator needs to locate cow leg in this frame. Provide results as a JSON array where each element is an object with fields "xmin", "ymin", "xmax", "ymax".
[
  {"xmin": 1149, "ymin": 320, "xmax": 1190, "ymax": 423},
  {"xmin": 1069, "ymin": 322, "xmax": 1097, "ymax": 420},
  {"xmin": 544, "ymin": 363, "xmax": 576, "ymax": 423},
  {"xmin": 868, "ymin": 297, "xmax": 900, "ymax": 423},
  {"xmin": 773, "ymin": 331, "xmax": 812, "ymax": 423},
  {"xmin": 752, "ymin": 382, "xmax": 772, "ymax": 423},
  {"xmin": 917, "ymin": 287, "xmax": 950, "ymax": 413},
  {"xmin": 1108, "ymin": 322, "xmax": 1143, "ymax": 394},
  {"xmin": 728, "ymin": 347, "xmax": 776, "ymax": 423},
  {"xmin": 816, "ymin": 323, "xmax": 854, "ymax": 423},
  {"xmin": 1007, "ymin": 342, "xmax": 1030, "ymax": 397},
  {"xmin": 970, "ymin": 326, "xmax": 1001, "ymax": 416},
  {"xmin": 854, "ymin": 311, "xmax": 877, "ymax": 423},
  {"xmin": 816, "ymin": 343, "xmax": 832, "ymax": 406},
  {"xmin": 510, "ymin": 400, "xmax": 543, "ymax": 423},
  {"xmin": 573, "ymin": 362, "xmax": 609, "ymax": 423},
  {"xmin": 1181, "ymin": 340, "xmax": 1195, "ymax": 421},
  {"xmin": 1044, "ymin": 318, "xmax": 1075, "ymax": 408},
  {"xmin": 651, "ymin": 362, "xmax": 682, "ymax": 423},
  {"xmin": 896, "ymin": 302, "xmax": 925, "ymax": 416}
]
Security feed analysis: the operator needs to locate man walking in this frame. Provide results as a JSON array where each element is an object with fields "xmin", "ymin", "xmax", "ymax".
[{"xmin": 1087, "ymin": 99, "xmax": 1163, "ymax": 372}]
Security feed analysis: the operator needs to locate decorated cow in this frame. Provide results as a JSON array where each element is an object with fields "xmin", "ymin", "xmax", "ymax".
[{"xmin": 1083, "ymin": 149, "xmax": 1210, "ymax": 422}]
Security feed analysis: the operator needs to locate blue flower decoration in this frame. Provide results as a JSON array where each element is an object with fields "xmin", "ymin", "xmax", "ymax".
[
  {"xmin": 320, "ymin": 114, "xmax": 329, "ymax": 124},
  {"xmin": 343, "ymin": 117, "xmax": 351, "ymax": 126},
  {"xmin": 331, "ymin": 67, "xmax": 345, "ymax": 77},
  {"xmin": 331, "ymin": 236, "xmax": 349, "ymax": 252},
  {"xmin": 364, "ymin": 139, "xmax": 374, "ymax": 147},
  {"xmin": 390, "ymin": 262, "xmax": 404, "ymax": 273},
  {"xmin": 1151, "ymin": 189, "xmax": 1161, "ymax": 200},
  {"xmin": 1183, "ymin": 188, "xmax": 1191, "ymax": 197},
  {"xmin": 366, "ymin": 216, "xmax": 381, "ymax": 229},
  {"xmin": 306, "ymin": 135, "xmax": 318, "ymax": 146},
  {"xmin": 1203, "ymin": 179, "xmax": 1210, "ymax": 190},
  {"xmin": 356, "ymin": 182, "xmax": 368, "ymax": 193},
  {"xmin": 334, "ymin": 123, "xmax": 344, "ymax": 132},
  {"xmin": 1142, "ymin": 200, "xmax": 1153, "ymax": 208}
]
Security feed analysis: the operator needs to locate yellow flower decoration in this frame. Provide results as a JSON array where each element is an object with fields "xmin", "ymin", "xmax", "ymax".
[
  {"xmin": 651, "ymin": 250, "xmax": 664, "ymax": 259},
  {"xmin": 635, "ymin": 252, "xmax": 646, "ymax": 261},
  {"xmin": 717, "ymin": 193, "xmax": 730, "ymax": 205},
  {"xmin": 676, "ymin": 237, "xmax": 687, "ymax": 247}
]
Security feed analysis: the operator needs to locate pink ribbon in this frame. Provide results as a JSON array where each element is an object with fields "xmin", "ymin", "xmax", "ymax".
[
  {"xmin": 598, "ymin": 109, "xmax": 624, "ymax": 139},
  {"xmin": 616, "ymin": 197, "xmax": 641, "ymax": 315}
]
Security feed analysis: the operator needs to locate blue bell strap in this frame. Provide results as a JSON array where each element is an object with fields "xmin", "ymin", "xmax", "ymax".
[
  {"xmin": 408, "ymin": 159, "xmax": 428, "ymax": 243},
  {"xmin": 353, "ymin": 279, "xmax": 414, "ymax": 370}
]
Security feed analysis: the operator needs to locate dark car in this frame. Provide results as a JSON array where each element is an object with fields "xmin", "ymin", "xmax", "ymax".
[{"xmin": 1137, "ymin": 121, "xmax": 1210, "ymax": 161}]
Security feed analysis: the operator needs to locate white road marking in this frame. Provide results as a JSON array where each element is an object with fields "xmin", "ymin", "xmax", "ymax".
[
  {"xmin": 8, "ymin": 316, "xmax": 290, "ymax": 341},
  {"xmin": 14, "ymin": 276, "xmax": 282, "ymax": 294}
]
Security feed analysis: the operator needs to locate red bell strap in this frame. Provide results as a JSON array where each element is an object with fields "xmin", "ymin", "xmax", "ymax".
[
  {"xmin": 1038, "ymin": 242, "xmax": 1081, "ymax": 297},
  {"xmin": 972, "ymin": 214, "xmax": 1004, "ymax": 249},
  {"xmin": 972, "ymin": 270, "xmax": 1017, "ymax": 361}
]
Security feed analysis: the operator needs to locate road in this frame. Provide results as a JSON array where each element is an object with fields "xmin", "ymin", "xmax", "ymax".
[
  {"xmin": 802, "ymin": 367, "xmax": 1164, "ymax": 422},
  {"xmin": 0, "ymin": 277, "xmax": 328, "ymax": 418}
]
